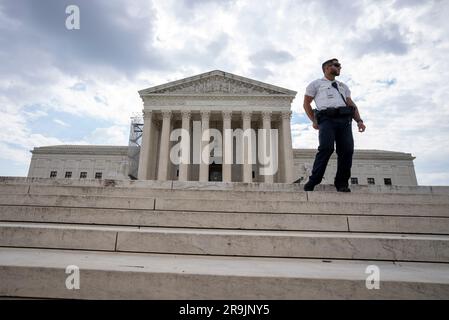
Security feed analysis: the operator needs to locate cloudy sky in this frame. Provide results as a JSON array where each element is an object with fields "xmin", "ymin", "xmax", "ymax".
[{"xmin": 0, "ymin": 0, "xmax": 448, "ymax": 185}]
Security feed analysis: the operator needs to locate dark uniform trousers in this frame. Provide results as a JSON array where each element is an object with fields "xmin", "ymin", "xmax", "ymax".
[{"xmin": 308, "ymin": 115, "xmax": 354, "ymax": 188}]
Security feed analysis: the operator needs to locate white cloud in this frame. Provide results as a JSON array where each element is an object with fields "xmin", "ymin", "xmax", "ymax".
[
  {"xmin": 85, "ymin": 126, "xmax": 129, "ymax": 146},
  {"xmin": 53, "ymin": 119, "xmax": 70, "ymax": 127},
  {"xmin": 0, "ymin": 142, "xmax": 31, "ymax": 165}
]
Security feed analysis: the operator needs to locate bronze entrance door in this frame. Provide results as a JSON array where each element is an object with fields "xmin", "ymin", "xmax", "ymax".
[{"xmin": 209, "ymin": 163, "xmax": 222, "ymax": 181}]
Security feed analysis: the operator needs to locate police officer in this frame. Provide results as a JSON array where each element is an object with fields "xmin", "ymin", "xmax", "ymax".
[{"xmin": 296, "ymin": 58, "xmax": 366, "ymax": 192}]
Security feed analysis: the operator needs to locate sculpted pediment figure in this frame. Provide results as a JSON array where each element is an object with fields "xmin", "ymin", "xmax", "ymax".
[{"xmin": 139, "ymin": 70, "xmax": 296, "ymax": 97}]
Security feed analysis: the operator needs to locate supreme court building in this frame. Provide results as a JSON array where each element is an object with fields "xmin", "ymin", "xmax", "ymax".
[
  {"xmin": 137, "ymin": 70, "xmax": 296, "ymax": 183},
  {"xmin": 27, "ymin": 70, "xmax": 418, "ymax": 186}
]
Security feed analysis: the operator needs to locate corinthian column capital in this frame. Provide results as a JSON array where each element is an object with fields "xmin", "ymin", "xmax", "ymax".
[
  {"xmin": 142, "ymin": 110, "xmax": 153, "ymax": 120},
  {"xmin": 181, "ymin": 110, "xmax": 191, "ymax": 120},
  {"xmin": 161, "ymin": 110, "xmax": 172, "ymax": 120},
  {"xmin": 242, "ymin": 111, "xmax": 252, "ymax": 121},
  {"xmin": 200, "ymin": 110, "xmax": 210, "ymax": 121},
  {"xmin": 222, "ymin": 111, "xmax": 232, "ymax": 121},
  {"xmin": 262, "ymin": 111, "xmax": 272, "ymax": 122},
  {"xmin": 281, "ymin": 111, "xmax": 292, "ymax": 120}
]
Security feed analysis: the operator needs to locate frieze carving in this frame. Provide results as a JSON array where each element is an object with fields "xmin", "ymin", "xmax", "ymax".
[
  {"xmin": 150, "ymin": 75, "xmax": 281, "ymax": 95},
  {"xmin": 143, "ymin": 96, "xmax": 292, "ymax": 107}
]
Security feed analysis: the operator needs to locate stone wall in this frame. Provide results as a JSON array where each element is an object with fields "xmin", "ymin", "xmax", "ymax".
[{"xmin": 27, "ymin": 146, "xmax": 418, "ymax": 186}]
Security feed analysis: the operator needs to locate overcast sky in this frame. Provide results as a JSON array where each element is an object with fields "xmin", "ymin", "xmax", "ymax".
[{"xmin": 0, "ymin": 0, "xmax": 448, "ymax": 185}]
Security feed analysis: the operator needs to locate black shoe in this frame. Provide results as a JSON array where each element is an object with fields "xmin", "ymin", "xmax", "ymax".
[
  {"xmin": 293, "ymin": 177, "xmax": 303, "ymax": 184},
  {"xmin": 304, "ymin": 181, "xmax": 315, "ymax": 191},
  {"xmin": 336, "ymin": 186, "xmax": 351, "ymax": 192}
]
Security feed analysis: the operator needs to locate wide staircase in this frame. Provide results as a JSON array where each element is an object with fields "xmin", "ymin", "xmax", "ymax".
[{"xmin": 0, "ymin": 176, "xmax": 448, "ymax": 299}]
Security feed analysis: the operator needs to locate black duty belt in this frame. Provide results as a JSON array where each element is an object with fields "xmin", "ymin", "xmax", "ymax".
[{"xmin": 316, "ymin": 106, "xmax": 354, "ymax": 117}]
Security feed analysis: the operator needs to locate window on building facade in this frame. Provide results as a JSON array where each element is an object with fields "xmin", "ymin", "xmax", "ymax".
[
  {"xmin": 350, "ymin": 177, "xmax": 358, "ymax": 185},
  {"xmin": 384, "ymin": 178, "xmax": 392, "ymax": 185},
  {"xmin": 95, "ymin": 172, "xmax": 102, "ymax": 179},
  {"xmin": 50, "ymin": 171, "xmax": 57, "ymax": 178},
  {"xmin": 65, "ymin": 171, "xmax": 72, "ymax": 178},
  {"xmin": 367, "ymin": 177, "xmax": 375, "ymax": 185},
  {"xmin": 80, "ymin": 172, "xmax": 87, "ymax": 179}
]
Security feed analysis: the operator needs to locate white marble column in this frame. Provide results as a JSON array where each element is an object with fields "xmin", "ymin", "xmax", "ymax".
[
  {"xmin": 157, "ymin": 110, "xmax": 172, "ymax": 181},
  {"xmin": 276, "ymin": 119, "xmax": 284, "ymax": 183},
  {"xmin": 261, "ymin": 111, "xmax": 274, "ymax": 183},
  {"xmin": 199, "ymin": 110, "xmax": 210, "ymax": 182},
  {"xmin": 281, "ymin": 111, "xmax": 294, "ymax": 183},
  {"xmin": 137, "ymin": 110, "xmax": 153, "ymax": 180},
  {"xmin": 222, "ymin": 111, "xmax": 232, "ymax": 182},
  {"xmin": 178, "ymin": 111, "xmax": 191, "ymax": 181},
  {"xmin": 242, "ymin": 111, "xmax": 253, "ymax": 183}
]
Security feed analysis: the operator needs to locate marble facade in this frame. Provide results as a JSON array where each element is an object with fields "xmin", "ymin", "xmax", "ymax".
[{"xmin": 137, "ymin": 70, "xmax": 297, "ymax": 183}]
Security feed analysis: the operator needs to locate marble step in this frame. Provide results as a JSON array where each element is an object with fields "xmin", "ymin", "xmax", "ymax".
[
  {"xmin": 1, "ymin": 182, "xmax": 449, "ymax": 205},
  {"xmin": 1, "ymin": 222, "xmax": 448, "ymax": 262},
  {"xmin": 0, "ymin": 205, "xmax": 349, "ymax": 232},
  {"xmin": 154, "ymin": 198, "xmax": 449, "ymax": 217},
  {"xmin": 0, "ymin": 193, "xmax": 448, "ymax": 217},
  {"xmin": 0, "ymin": 184, "xmax": 305, "ymax": 202},
  {"xmin": 2, "ymin": 177, "xmax": 449, "ymax": 195},
  {"xmin": 1, "ymin": 247, "xmax": 448, "ymax": 299},
  {"xmin": 1, "ymin": 205, "xmax": 449, "ymax": 234},
  {"xmin": 0, "ymin": 194, "xmax": 155, "ymax": 210}
]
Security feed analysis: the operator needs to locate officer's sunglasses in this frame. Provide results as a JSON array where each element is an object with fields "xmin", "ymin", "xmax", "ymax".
[{"xmin": 332, "ymin": 63, "xmax": 341, "ymax": 68}]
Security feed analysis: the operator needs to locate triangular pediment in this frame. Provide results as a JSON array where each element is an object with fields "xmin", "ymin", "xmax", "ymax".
[{"xmin": 139, "ymin": 70, "xmax": 297, "ymax": 96}]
